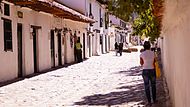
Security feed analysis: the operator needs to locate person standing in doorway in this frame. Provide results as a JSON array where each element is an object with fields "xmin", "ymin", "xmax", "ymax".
[
  {"xmin": 75, "ymin": 39, "xmax": 82, "ymax": 63},
  {"xmin": 74, "ymin": 35, "xmax": 78, "ymax": 62},
  {"xmin": 140, "ymin": 41, "xmax": 157, "ymax": 106}
]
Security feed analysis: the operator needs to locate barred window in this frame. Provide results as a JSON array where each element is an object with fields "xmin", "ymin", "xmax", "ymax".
[{"xmin": 3, "ymin": 19, "xmax": 12, "ymax": 51}]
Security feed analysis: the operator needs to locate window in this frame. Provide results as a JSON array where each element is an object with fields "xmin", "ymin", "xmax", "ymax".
[
  {"xmin": 3, "ymin": 19, "xmax": 12, "ymax": 51},
  {"xmin": 99, "ymin": 8, "xmax": 102, "ymax": 27},
  {"xmin": 105, "ymin": 12, "xmax": 108, "ymax": 29},
  {"xmin": 89, "ymin": 3, "xmax": 92, "ymax": 15},
  {"xmin": 87, "ymin": 35, "xmax": 89, "ymax": 48},
  {"xmin": 4, "ymin": 3, "xmax": 10, "ymax": 16},
  {"xmin": 89, "ymin": 3, "xmax": 93, "ymax": 26}
]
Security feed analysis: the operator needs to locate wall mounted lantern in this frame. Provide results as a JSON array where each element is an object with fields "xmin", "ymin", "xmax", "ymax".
[{"xmin": 63, "ymin": 27, "xmax": 68, "ymax": 34}]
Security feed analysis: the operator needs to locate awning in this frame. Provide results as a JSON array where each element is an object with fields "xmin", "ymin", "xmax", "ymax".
[{"xmin": 7, "ymin": 0, "xmax": 96, "ymax": 23}]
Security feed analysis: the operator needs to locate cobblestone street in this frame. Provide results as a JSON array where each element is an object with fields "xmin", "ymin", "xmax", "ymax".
[{"xmin": 0, "ymin": 48, "xmax": 171, "ymax": 107}]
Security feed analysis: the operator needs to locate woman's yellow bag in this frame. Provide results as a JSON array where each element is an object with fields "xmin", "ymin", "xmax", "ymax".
[{"xmin": 155, "ymin": 61, "xmax": 161, "ymax": 78}]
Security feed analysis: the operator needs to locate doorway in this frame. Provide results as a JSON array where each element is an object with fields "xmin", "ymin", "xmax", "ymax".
[
  {"xmin": 100, "ymin": 34, "xmax": 103, "ymax": 54},
  {"xmin": 32, "ymin": 28, "xmax": 38, "ymax": 73},
  {"xmin": 64, "ymin": 33, "xmax": 67, "ymax": 64},
  {"xmin": 50, "ymin": 30, "xmax": 55, "ymax": 67},
  {"xmin": 105, "ymin": 35, "xmax": 107, "ymax": 52},
  {"xmin": 89, "ymin": 35, "xmax": 91, "ymax": 57},
  {"xmin": 108, "ymin": 36, "xmax": 110, "ymax": 51},
  {"xmin": 83, "ymin": 33, "xmax": 86, "ymax": 59},
  {"xmin": 57, "ymin": 32, "xmax": 62, "ymax": 66},
  {"xmin": 17, "ymin": 23, "xmax": 23, "ymax": 77}
]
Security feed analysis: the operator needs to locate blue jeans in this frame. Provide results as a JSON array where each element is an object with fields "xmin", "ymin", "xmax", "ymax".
[{"xmin": 142, "ymin": 69, "xmax": 156, "ymax": 103}]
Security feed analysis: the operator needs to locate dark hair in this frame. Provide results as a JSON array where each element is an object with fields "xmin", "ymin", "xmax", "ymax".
[
  {"xmin": 77, "ymin": 39, "xmax": 80, "ymax": 43},
  {"xmin": 143, "ymin": 41, "xmax": 151, "ymax": 50}
]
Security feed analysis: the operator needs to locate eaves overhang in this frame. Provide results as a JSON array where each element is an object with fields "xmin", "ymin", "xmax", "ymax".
[
  {"xmin": 111, "ymin": 24, "xmax": 125, "ymax": 30},
  {"xmin": 96, "ymin": 0, "xmax": 108, "ymax": 5},
  {"xmin": 7, "ymin": 0, "xmax": 96, "ymax": 23}
]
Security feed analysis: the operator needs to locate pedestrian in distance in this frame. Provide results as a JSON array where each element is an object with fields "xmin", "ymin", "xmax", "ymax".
[
  {"xmin": 114, "ymin": 42, "xmax": 119, "ymax": 56},
  {"xmin": 118, "ymin": 42, "xmax": 123, "ymax": 56},
  {"xmin": 75, "ymin": 39, "xmax": 82, "ymax": 63},
  {"xmin": 140, "ymin": 41, "xmax": 157, "ymax": 106}
]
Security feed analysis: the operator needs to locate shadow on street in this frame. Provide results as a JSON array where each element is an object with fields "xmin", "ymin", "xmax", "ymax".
[
  {"xmin": 74, "ymin": 66, "xmax": 147, "ymax": 107},
  {"xmin": 118, "ymin": 66, "xmax": 142, "ymax": 76},
  {"xmin": 0, "ymin": 59, "xmax": 90, "ymax": 88}
]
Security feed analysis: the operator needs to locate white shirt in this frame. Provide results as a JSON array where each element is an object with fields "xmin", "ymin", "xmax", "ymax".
[{"xmin": 140, "ymin": 50, "xmax": 155, "ymax": 69}]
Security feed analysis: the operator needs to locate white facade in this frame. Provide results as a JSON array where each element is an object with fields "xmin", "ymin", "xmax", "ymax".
[
  {"xmin": 0, "ymin": 2, "xmax": 17, "ymax": 81},
  {"xmin": 56, "ymin": 0, "xmax": 91, "ymax": 57},
  {"xmin": 0, "ymin": 3, "xmax": 52, "ymax": 81},
  {"xmin": 108, "ymin": 26, "xmax": 116, "ymax": 50},
  {"xmin": 57, "ymin": 0, "xmax": 108, "ymax": 56},
  {"xmin": 63, "ymin": 19, "xmax": 88, "ymax": 63},
  {"xmin": 0, "ymin": 1, "xmax": 90, "ymax": 82},
  {"xmin": 109, "ymin": 15, "xmax": 120, "ymax": 25},
  {"xmin": 108, "ymin": 15, "xmax": 129, "ymax": 50},
  {"xmin": 161, "ymin": 0, "xmax": 190, "ymax": 106},
  {"xmin": 90, "ymin": 1, "xmax": 109, "ymax": 54},
  {"xmin": 57, "ymin": 0, "xmax": 86, "ymax": 15},
  {"xmin": 86, "ymin": 0, "xmax": 108, "ymax": 55}
]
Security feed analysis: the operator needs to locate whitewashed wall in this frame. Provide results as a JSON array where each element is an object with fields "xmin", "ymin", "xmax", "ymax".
[
  {"xmin": 92, "ymin": 33, "xmax": 97, "ymax": 55},
  {"xmin": 19, "ymin": 8, "xmax": 52, "ymax": 75},
  {"xmin": 91, "ymin": 0, "xmax": 101, "ymax": 55},
  {"xmin": 101, "ymin": 9, "xmax": 106, "ymax": 54},
  {"xmin": 59, "ymin": 0, "xmax": 108, "ymax": 56},
  {"xmin": 0, "ymin": 2, "xmax": 18, "ymax": 82},
  {"xmin": 56, "ymin": 0, "xmax": 86, "ymax": 15},
  {"xmin": 59, "ymin": 0, "xmax": 94, "ymax": 57},
  {"xmin": 50, "ymin": 17, "xmax": 65, "ymax": 66},
  {"xmin": 109, "ymin": 15, "xmax": 120, "ymax": 25},
  {"xmin": 108, "ymin": 26, "xmax": 116, "ymax": 51},
  {"xmin": 63, "ymin": 19, "xmax": 88, "ymax": 63},
  {"xmin": 0, "ymin": 2, "xmax": 52, "ymax": 82},
  {"xmin": 92, "ymin": 0, "xmax": 107, "ymax": 54},
  {"xmin": 108, "ymin": 15, "xmax": 121, "ymax": 51},
  {"xmin": 161, "ymin": 0, "xmax": 190, "ymax": 106},
  {"xmin": 0, "ymin": 0, "xmax": 90, "ymax": 82}
]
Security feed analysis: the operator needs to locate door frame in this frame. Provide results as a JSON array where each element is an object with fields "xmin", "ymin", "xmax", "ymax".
[
  {"xmin": 50, "ymin": 30, "xmax": 55, "ymax": 68},
  {"xmin": 89, "ymin": 35, "xmax": 91, "ymax": 57},
  {"xmin": 31, "ymin": 25, "xmax": 41, "ymax": 73},
  {"xmin": 100, "ymin": 34, "xmax": 103, "ymax": 54},
  {"xmin": 108, "ymin": 36, "xmax": 110, "ymax": 51},
  {"xmin": 57, "ymin": 32, "xmax": 62, "ymax": 66}
]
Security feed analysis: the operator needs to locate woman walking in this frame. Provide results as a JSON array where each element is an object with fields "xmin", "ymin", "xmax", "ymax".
[{"xmin": 140, "ymin": 41, "xmax": 157, "ymax": 106}]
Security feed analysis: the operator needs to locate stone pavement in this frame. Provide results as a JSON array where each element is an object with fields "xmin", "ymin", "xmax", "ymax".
[{"xmin": 0, "ymin": 48, "xmax": 171, "ymax": 107}]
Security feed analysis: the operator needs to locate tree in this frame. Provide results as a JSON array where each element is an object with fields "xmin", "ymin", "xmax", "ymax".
[{"xmin": 108, "ymin": 0, "xmax": 164, "ymax": 41}]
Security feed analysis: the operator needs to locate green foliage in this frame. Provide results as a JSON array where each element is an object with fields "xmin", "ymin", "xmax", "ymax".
[{"xmin": 108, "ymin": 0, "xmax": 162, "ymax": 41}]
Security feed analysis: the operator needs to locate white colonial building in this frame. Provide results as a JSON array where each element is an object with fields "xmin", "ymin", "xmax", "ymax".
[
  {"xmin": 108, "ymin": 14, "xmax": 130, "ymax": 50},
  {"xmin": 61, "ymin": 0, "xmax": 109, "ymax": 56},
  {"xmin": 0, "ymin": 0, "xmax": 94, "ymax": 82}
]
